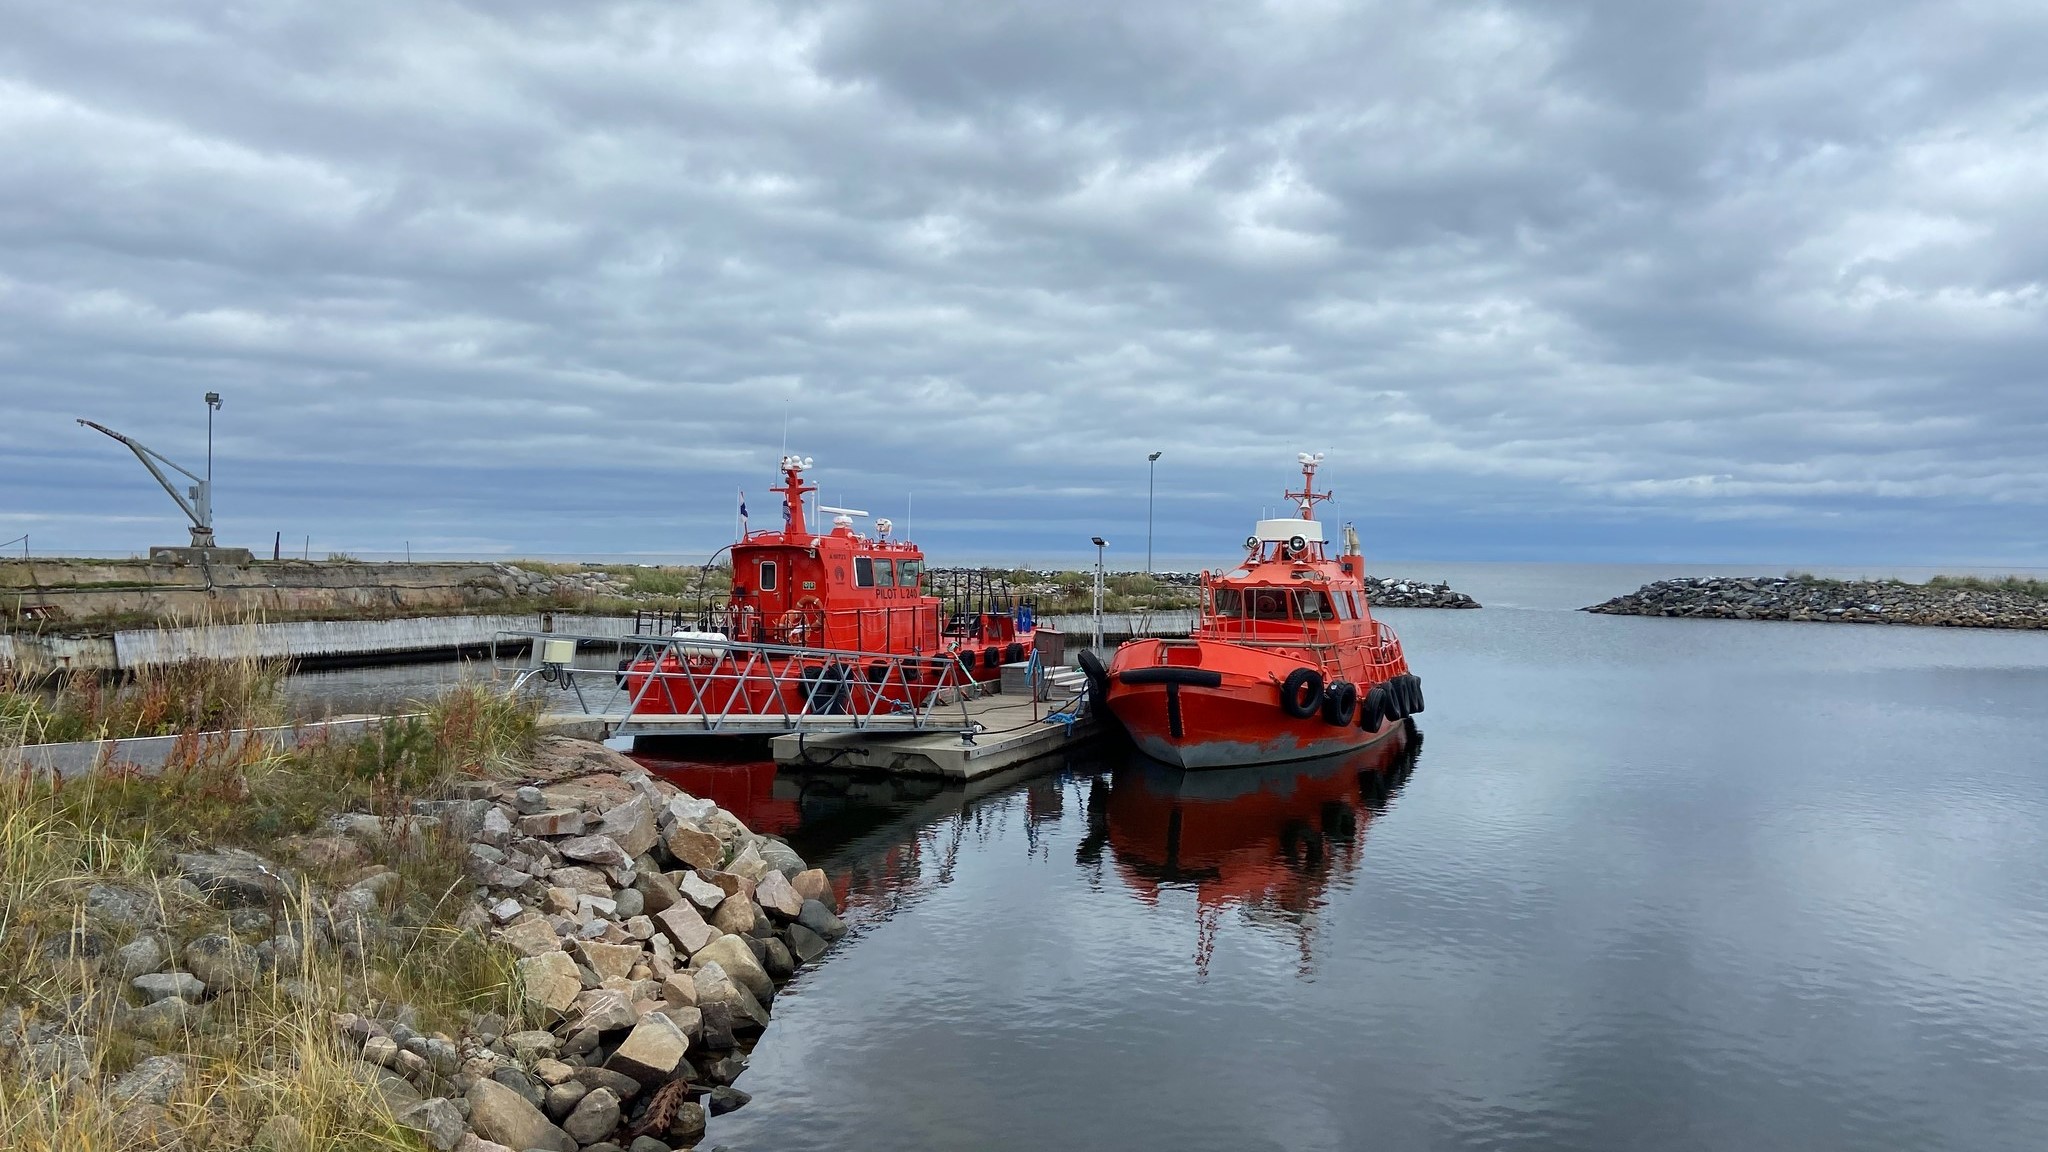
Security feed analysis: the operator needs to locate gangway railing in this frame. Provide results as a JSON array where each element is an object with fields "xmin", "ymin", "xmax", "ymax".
[{"xmin": 496, "ymin": 629, "xmax": 983, "ymax": 737}]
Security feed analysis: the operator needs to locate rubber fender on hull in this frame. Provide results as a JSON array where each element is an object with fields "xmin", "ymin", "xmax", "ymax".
[
  {"xmin": 1381, "ymin": 676, "xmax": 1409, "ymax": 722},
  {"xmin": 1359, "ymin": 683, "xmax": 1389, "ymax": 730},
  {"xmin": 615, "ymin": 658, "xmax": 632, "ymax": 689},
  {"xmin": 1405, "ymin": 674, "xmax": 1425, "ymax": 714},
  {"xmin": 982, "ymin": 646, "xmax": 1002, "ymax": 670},
  {"xmin": 1322, "ymin": 679, "xmax": 1358, "ymax": 726},
  {"xmin": 1118, "ymin": 666, "xmax": 1225, "ymax": 688},
  {"xmin": 1077, "ymin": 649, "xmax": 1112, "ymax": 713},
  {"xmin": 1005, "ymin": 642, "xmax": 1025, "ymax": 665},
  {"xmin": 1280, "ymin": 667, "xmax": 1324, "ymax": 719}
]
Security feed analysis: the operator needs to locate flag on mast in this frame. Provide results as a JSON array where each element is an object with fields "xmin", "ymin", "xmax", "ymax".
[{"xmin": 738, "ymin": 490, "xmax": 748, "ymax": 536}]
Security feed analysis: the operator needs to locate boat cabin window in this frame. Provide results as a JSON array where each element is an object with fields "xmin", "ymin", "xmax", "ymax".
[
  {"xmin": 875, "ymin": 558, "xmax": 895, "ymax": 588},
  {"xmin": 1249, "ymin": 588, "xmax": 1290, "ymax": 619},
  {"xmin": 1212, "ymin": 588, "xmax": 1243, "ymax": 617},
  {"xmin": 854, "ymin": 556, "xmax": 876, "ymax": 588},
  {"xmin": 1333, "ymin": 590, "xmax": 1355, "ymax": 619},
  {"xmin": 1295, "ymin": 590, "xmax": 1335, "ymax": 620},
  {"xmin": 758, "ymin": 560, "xmax": 778, "ymax": 592}
]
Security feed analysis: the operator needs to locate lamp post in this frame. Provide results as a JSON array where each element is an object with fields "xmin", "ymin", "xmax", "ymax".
[
  {"xmin": 1090, "ymin": 536, "xmax": 1107, "ymax": 650},
  {"xmin": 204, "ymin": 392, "xmax": 222, "ymax": 539},
  {"xmin": 1146, "ymin": 450, "xmax": 1161, "ymax": 574}
]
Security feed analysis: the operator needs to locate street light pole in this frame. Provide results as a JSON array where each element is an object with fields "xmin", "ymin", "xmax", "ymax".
[
  {"xmin": 1146, "ymin": 450, "xmax": 1162, "ymax": 574},
  {"xmin": 203, "ymin": 392, "xmax": 222, "ymax": 539},
  {"xmin": 1090, "ymin": 536, "xmax": 1107, "ymax": 650}
]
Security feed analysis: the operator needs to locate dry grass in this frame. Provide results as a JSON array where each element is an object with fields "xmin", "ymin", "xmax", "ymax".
[
  {"xmin": 1925, "ymin": 574, "xmax": 2048, "ymax": 597},
  {"xmin": 1, "ymin": 655, "xmax": 289, "ymax": 746},
  {"xmin": 0, "ymin": 683, "xmax": 542, "ymax": 1151}
]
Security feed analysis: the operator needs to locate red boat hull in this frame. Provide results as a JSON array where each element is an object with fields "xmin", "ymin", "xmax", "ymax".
[{"xmin": 1109, "ymin": 672, "xmax": 1410, "ymax": 769}]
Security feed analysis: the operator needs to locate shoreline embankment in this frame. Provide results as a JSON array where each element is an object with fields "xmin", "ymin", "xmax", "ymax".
[{"xmin": 1585, "ymin": 576, "xmax": 2048, "ymax": 629}]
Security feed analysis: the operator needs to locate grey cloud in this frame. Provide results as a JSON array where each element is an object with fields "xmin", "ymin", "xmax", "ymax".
[{"xmin": 1, "ymin": 0, "xmax": 2043, "ymax": 563}]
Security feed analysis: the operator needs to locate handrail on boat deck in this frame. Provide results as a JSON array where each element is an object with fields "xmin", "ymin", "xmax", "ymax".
[{"xmin": 494, "ymin": 628, "xmax": 982, "ymax": 735}]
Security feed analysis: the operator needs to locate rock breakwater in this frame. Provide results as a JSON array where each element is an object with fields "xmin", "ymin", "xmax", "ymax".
[
  {"xmin": 1585, "ymin": 576, "xmax": 2048, "ymax": 629},
  {"xmin": 1367, "ymin": 576, "xmax": 1480, "ymax": 609}
]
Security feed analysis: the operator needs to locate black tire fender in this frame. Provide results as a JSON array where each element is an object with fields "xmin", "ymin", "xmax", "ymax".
[
  {"xmin": 1380, "ymin": 678, "xmax": 1408, "ymax": 722},
  {"xmin": 1279, "ymin": 667, "xmax": 1324, "ymax": 719},
  {"xmin": 1360, "ymin": 683, "xmax": 1389, "ymax": 729},
  {"xmin": 1322, "ymin": 679, "xmax": 1358, "ymax": 726},
  {"xmin": 1077, "ymin": 649, "xmax": 1112, "ymax": 712}
]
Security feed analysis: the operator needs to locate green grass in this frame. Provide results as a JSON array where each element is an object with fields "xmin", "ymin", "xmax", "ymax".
[
  {"xmin": 0, "ymin": 682, "xmax": 542, "ymax": 1150},
  {"xmin": 1925, "ymin": 574, "xmax": 2048, "ymax": 597}
]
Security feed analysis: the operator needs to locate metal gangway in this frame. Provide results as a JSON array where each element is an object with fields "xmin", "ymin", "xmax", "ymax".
[{"xmin": 498, "ymin": 629, "xmax": 987, "ymax": 740}]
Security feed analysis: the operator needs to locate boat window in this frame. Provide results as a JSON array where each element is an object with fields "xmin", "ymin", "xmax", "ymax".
[
  {"xmin": 854, "ymin": 556, "xmax": 876, "ymax": 588},
  {"xmin": 898, "ymin": 559, "xmax": 923, "ymax": 588},
  {"xmin": 1332, "ymin": 589, "xmax": 1354, "ymax": 619},
  {"xmin": 1212, "ymin": 588, "xmax": 1243, "ymax": 617},
  {"xmin": 876, "ymin": 558, "xmax": 895, "ymax": 587},
  {"xmin": 758, "ymin": 560, "xmax": 778, "ymax": 592},
  {"xmin": 1295, "ymin": 590, "xmax": 1335, "ymax": 620},
  {"xmin": 1249, "ymin": 588, "xmax": 1290, "ymax": 620}
]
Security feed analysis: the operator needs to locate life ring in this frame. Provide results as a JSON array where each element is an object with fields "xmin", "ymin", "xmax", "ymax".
[
  {"xmin": 1322, "ymin": 679, "xmax": 1357, "ymax": 726},
  {"xmin": 779, "ymin": 597, "xmax": 825, "ymax": 643},
  {"xmin": 1279, "ymin": 667, "xmax": 1324, "ymax": 719},
  {"xmin": 1359, "ymin": 684, "xmax": 1388, "ymax": 731}
]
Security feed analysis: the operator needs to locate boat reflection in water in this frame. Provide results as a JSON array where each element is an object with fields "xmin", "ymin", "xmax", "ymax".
[{"xmin": 1079, "ymin": 729, "xmax": 1422, "ymax": 975}]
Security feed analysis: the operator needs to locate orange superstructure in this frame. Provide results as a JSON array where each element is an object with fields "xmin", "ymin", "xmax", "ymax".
[
  {"xmin": 620, "ymin": 454, "xmax": 1037, "ymax": 716},
  {"xmin": 1093, "ymin": 454, "xmax": 1425, "ymax": 769}
]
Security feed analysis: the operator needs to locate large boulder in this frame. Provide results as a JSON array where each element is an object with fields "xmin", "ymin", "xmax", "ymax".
[
  {"xmin": 710, "ymin": 897, "xmax": 761, "ymax": 937},
  {"xmin": 466, "ymin": 1078, "xmax": 576, "ymax": 1152},
  {"xmin": 175, "ymin": 850, "xmax": 294, "ymax": 909},
  {"xmin": 605, "ymin": 1013, "xmax": 690, "ymax": 1087},
  {"xmin": 758, "ymin": 838, "xmax": 807, "ymax": 878},
  {"xmin": 497, "ymin": 917, "xmax": 562, "ymax": 958},
  {"xmin": 677, "ymin": 872, "xmax": 726, "ymax": 913},
  {"xmin": 599, "ymin": 796, "xmax": 660, "ymax": 859},
  {"xmin": 754, "ymin": 871, "xmax": 803, "ymax": 921},
  {"xmin": 562, "ymin": 1086, "xmax": 622, "ymax": 1145},
  {"xmin": 182, "ymin": 934, "xmax": 261, "ymax": 993},
  {"xmin": 516, "ymin": 951, "xmax": 582, "ymax": 1015},
  {"xmin": 557, "ymin": 835, "xmax": 632, "ymax": 870},
  {"xmin": 689, "ymin": 935, "xmax": 773, "ymax": 1003},
  {"xmin": 395, "ymin": 1097, "xmax": 468, "ymax": 1152},
  {"xmin": 791, "ymin": 868, "xmax": 833, "ymax": 908},
  {"xmin": 654, "ymin": 903, "xmax": 717, "ymax": 956},
  {"xmin": 576, "ymin": 940, "xmax": 642, "ymax": 982},
  {"xmin": 664, "ymin": 825, "xmax": 723, "ymax": 872}
]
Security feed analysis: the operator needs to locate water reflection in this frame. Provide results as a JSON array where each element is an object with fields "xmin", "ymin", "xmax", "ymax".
[
  {"xmin": 1086, "ymin": 733, "xmax": 1421, "ymax": 976},
  {"xmin": 636, "ymin": 730, "xmax": 1422, "ymax": 980}
]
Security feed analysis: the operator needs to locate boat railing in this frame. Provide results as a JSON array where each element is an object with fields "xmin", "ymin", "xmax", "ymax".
[
  {"xmin": 1184, "ymin": 617, "xmax": 1407, "ymax": 672},
  {"xmin": 495, "ymin": 629, "xmax": 981, "ymax": 735}
]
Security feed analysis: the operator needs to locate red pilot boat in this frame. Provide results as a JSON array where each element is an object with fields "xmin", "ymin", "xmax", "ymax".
[
  {"xmin": 1089, "ymin": 453, "xmax": 1424, "ymax": 769},
  {"xmin": 621, "ymin": 454, "xmax": 1035, "ymax": 716}
]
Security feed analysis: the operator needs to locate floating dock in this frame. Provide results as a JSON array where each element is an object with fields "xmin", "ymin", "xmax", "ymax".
[{"xmin": 766, "ymin": 693, "xmax": 1096, "ymax": 779}]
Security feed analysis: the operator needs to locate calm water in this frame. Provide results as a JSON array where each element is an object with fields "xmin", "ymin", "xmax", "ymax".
[{"xmin": 626, "ymin": 568, "xmax": 2048, "ymax": 1152}]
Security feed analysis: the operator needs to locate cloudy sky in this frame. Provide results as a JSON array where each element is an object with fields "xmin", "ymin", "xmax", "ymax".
[{"xmin": 2, "ymin": 0, "xmax": 2044, "ymax": 567}]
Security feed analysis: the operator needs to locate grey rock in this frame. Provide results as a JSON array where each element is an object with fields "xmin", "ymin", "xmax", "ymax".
[
  {"xmin": 676, "ymin": 872, "xmax": 726, "ymax": 913},
  {"xmin": 630, "ymin": 1138, "xmax": 673, "ymax": 1152},
  {"xmin": 760, "ymin": 936, "xmax": 794, "ymax": 981},
  {"xmin": 785, "ymin": 922, "xmax": 829, "ymax": 964},
  {"xmin": 467, "ymin": 1076, "xmax": 576, "ymax": 1152},
  {"xmin": 175, "ymin": 849, "xmax": 294, "ymax": 908},
  {"xmin": 123, "ymin": 996, "xmax": 199, "ymax": 1039},
  {"xmin": 758, "ymin": 838, "xmax": 807, "ymax": 878},
  {"xmin": 568, "ymin": 1064, "xmax": 643, "ymax": 1100},
  {"xmin": 544, "ymin": 1078, "xmax": 589, "ymax": 1120},
  {"xmin": 612, "ymin": 886, "xmax": 646, "ymax": 920},
  {"xmin": 599, "ymin": 796, "xmax": 660, "ymax": 859},
  {"xmin": 797, "ymin": 899, "xmax": 846, "ymax": 939},
  {"xmin": 633, "ymin": 871, "xmax": 681, "ymax": 914},
  {"xmin": 132, "ymin": 970, "xmax": 206, "ymax": 1003},
  {"xmin": 665, "ymin": 1100, "xmax": 708, "ymax": 1144},
  {"xmin": 605, "ymin": 1014, "xmax": 690, "ymax": 1086},
  {"xmin": 113, "ymin": 935, "xmax": 169, "ymax": 980},
  {"xmin": 395, "ymin": 1096, "xmax": 468, "ymax": 1151},
  {"xmin": 490, "ymin": 1064, "xmax": 545, "ymax": 1108},
  {"xmin": 691, "ymin": 935, "xmax": 774, "ymax": 1003},
  {"xmin": 558, "ymin": 834, "xmax": 633, "ymax": 869},
  {"xmin": 708, "ymin": 1085, "xmax": 752, "ymax": 1116},
  {"xmin": 84, "ymin": 883, "xmax": 162, "ymax": 930},
  {"xmin": 563, "ymin": 1086, "xmax": 623, "ymax": 1144},
  {"xmin": 183, "ymin": 934, "xmax": 262, "ymax": 992},
  {"xmin": 110, "ymin": 1055, "xmax": 188, "ymax": 1105}
]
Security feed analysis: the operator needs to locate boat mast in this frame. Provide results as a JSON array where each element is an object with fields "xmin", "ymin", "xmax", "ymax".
[
  {"xmin": 1284, "ymin": 452, "xmax": 1330, "ymax": 522},
  {"xmin": 774, "ymin": 454, "xmax": 815, "ymax": 537}
]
